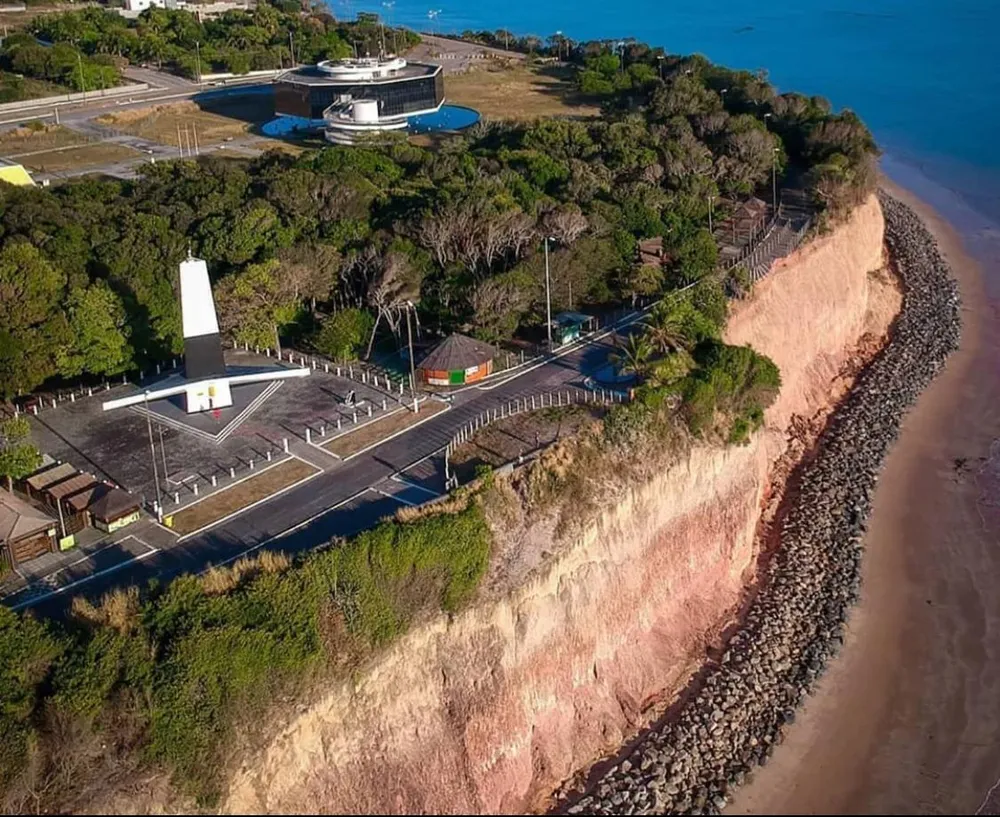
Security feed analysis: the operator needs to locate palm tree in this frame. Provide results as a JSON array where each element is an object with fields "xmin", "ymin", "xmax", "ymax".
[
  {"xmin": 643, "ymin": 302, "xmax": 690, "ymax": 354},
  {"xmin": 611, "ymin": 332, "xmax": 652, "ymax": 379}
]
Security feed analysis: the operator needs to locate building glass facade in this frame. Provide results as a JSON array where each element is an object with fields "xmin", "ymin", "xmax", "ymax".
[{"xmin": 275, "ymin": 71, "xmax": 443, "ymax": 120}]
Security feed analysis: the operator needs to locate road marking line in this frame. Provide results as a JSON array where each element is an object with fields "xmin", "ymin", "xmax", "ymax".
[
  {"xmin": 9, "ymin": 546, "xmax": 161, "ymax": 611},
  {"xmin": 176, "ymin": 464, "xmax": 324, "ymax": 543},
  {"xmin": 339, "ymin": 403, "xmax": 451, "ymax": 463},
  {"xmin": 390, "ymin": 474, "xmax": 442, "ymax": 498},
  {"xmin": 373, "ymin": 488, "xmax": 415, "ymax": 506}
]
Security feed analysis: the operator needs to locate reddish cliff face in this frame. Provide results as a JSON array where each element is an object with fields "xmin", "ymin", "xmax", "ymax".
[{"xmin": 223, "ymin": 196, "xmax": 897, "ymax": 815}]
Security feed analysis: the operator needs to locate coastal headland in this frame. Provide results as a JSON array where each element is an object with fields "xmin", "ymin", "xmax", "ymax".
[{"xmin": 218, "ymin": 193, "xmax": 939, "ymax": 815}]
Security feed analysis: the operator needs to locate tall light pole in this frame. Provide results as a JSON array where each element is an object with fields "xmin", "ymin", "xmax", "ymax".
[
  {"xmin": 195, "ymin": 40, "xmax": 202, "ymax": 83},
  {"xmin": 144, "ymin": 391, "xmax": 163, "ymax": 519},
  {"xmin": 544, "ymin": 236, "xmax": 554, "ymax": 351},
  {"xmin": 708, "ymin": 195, "xmax": 716, "ymax": 234},
  {"xmin": 405, "ymin": 300, "xmax": 418, "ymax": 412},
  {"xmin": 656, "ymin": 54, "xmax": 664, "ymax": 80}
]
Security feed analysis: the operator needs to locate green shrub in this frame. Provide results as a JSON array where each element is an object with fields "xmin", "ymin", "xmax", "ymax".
[
  {"xmin": 0, "ymin": 608, "xmax": 65, "ymax": 790},
  {"xmin": 681, "ymin": 341, "xmax": 780, "ymax": 439},
  {"xmin": 314, "ymin": 308, "xmax": 375, "ymax": 362},
  {"xmin": 0, "ymin": 502, "xmax": 492, "ymax": 807}
]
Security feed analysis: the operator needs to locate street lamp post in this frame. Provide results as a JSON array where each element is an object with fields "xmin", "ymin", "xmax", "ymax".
[
  {"xmin": 405, "ymin": 300, "xmax": 418, "ymax": 412},
  {"xmin": 708, "ymin": 195, "xmax": 716, "ymax": 234},
  {"xmin": 656, "ymin": 54, "xmax": 664, "ymax": 80},
  {"xmin": 544, "ymin": 236, "xmax": 554, "ymax": 351},
  {"xmin": 144, "ymin": 391, "xmax": 163, "ymax": 520},
  {"xmin": 195, "ymin": 40, "xmax": 202, "ymax": 83}
]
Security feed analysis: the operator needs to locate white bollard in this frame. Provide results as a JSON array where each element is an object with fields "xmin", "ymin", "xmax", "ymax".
[
  {"xmin": 174, "ymin": 492, "xmax": 180, "ymax": 504},
  {"xmin": 211, "ymin": 475, "xmax": 217, "ymax": 487},
  {"xmin": 337, "ymin": 417, "xmax": 342, "ymax": 430},
  {"xmin": 32, "ymin": 405, "xmax": 38, "ymax": 415},
  {"xmin": 320, "ymin": 425, "xmax": 326, "ymax": 437},
  {"xmin": 493, "ymin": 408, "xmax": 497, "ymax": 421},
  {"xmin": 70, "ymin": 393, "xmax": 75, "ymax": 403},
  {"xmin": 249, "ymin": 459, "xmax": 255, "ymax": 470},
  {"xmin": 192, "ymin": 482, "xmax": 199, "ymax": 496},
  {"xmin": 88, "ymin": 387, "xmax": 93, "ymax": 397},
  {"xmin": 336, "ymin": 366, "xmax": 341, "ymax": 377},
  {"xmin": 122, "ymin": 374, "xmax": 127, "ymax": 385},
  {"xmin": 172, "ymin": 358, "xmax": 178, "ymax": 368},
  {"xmin": 230, "ymin": 467, "xmax": 236, "ymax": 478},
  {"xmin": 156, "ymin": 363, "xmax": 161, "ymax": 375},
  {"xmin": 353, "ymin": 411, "xmax": 358, "ymax": 424},
  {"xmin": 367, "ymin": 404, "xmax": 373, "ymax": 417},
  {"xmin": 531, "ymin": 395, "xmax": 536, "ymax": 410},
  {"xmin": 305, "ymin": 427, "xmax": 312, "ymax": 444},
  {"xmin": 266, "ymin": 450, "xmax": 272, "ymax": 461},
  {"xmin": 312, "ymin": 358, "xmax": 317, "ymax": 370},
  {"xmin": 324, "ymin": 363, "xmax": 329, "ymax": 373},
  {"xmin": 349, "ymin": 365, "xmax": 354, "ymax": 378},
  {"xmin": 381, "ymin": 398, "xmax": 387, "ymax": 411},
  {"xmin": 362, "ymin": 372, "xmax": 367, "ymax": 384},
  {"xmin": 52, "ymin": 398, "xmax": 57, "ymax": 409},
  {"xmin": 255, "ymin": 345, "xmax": 260, "ymax": 354},
  {"xmin": 399, "ymin": 381, "xmax": 404, "ymax": 394},
  {"xmin": 266, "ymin": 348, "xmax": 270, "ymax": 357},
  {"xmin": 283, "ymin": 437, "xmax": 289, "ymax": 453}
]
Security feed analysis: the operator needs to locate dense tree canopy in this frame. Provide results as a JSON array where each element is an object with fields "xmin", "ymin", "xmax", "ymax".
[
  {"xmin": 26, "ymin": 5, "xmax": 418, "ymax": 80},
  {"xmin": 0, "ymin": 24, "xmax": 876, "ymax": 399}
]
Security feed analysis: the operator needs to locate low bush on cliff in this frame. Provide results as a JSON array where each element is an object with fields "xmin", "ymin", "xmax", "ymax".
[
  {"xmin": 0, "ymin": 501, "xmax": 492, "ymax": 811},
  {"xmin": 681, "ymin": 341, "xmax": 781, "ymax": 443}
]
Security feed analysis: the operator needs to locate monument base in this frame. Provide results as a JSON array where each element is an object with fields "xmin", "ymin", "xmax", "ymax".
[{"xmin": 185, "ymin": 378, "xmax": 233, "ymax": 413}]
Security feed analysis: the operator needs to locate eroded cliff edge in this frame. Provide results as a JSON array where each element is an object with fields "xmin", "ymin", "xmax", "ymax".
[{"xmin": 223, "ymin": 195, "xmax": 897, "ymax": 815}]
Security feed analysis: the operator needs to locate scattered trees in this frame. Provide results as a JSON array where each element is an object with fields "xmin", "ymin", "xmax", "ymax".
[{"xmin": 0, "ymin": 417, "xmax": 42, "ymax": 484}]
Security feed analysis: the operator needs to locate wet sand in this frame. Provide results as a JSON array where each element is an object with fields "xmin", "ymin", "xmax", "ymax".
[{"xmin": 731, "ymin": 175, "xmax": 1000, "ymax": 815}]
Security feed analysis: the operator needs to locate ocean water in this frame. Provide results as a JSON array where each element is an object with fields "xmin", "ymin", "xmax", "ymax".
[{"xmin": 340, "ymin": 0, "xmax": 1000, "ymax": 229}]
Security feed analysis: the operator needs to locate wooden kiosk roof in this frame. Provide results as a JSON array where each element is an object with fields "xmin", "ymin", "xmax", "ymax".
[{"xmin": 417, "ymin": 334, "xmax": 497, "ymax": 372}]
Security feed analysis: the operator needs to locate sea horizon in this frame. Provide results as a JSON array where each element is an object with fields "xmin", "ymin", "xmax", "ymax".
[{"xmin": 339, "ymin": 0, "xmax": 1000, "ymax": 263}]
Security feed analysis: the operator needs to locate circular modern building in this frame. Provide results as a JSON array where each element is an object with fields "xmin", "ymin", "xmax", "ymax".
[{"xmin": 274, "ymin": 56, "xmax": 444, "ymax": 144}]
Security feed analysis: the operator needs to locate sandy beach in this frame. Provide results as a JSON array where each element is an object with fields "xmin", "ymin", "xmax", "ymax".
[{"xmin": 730, "ymin": 175, "xmax": 1000, "ymax": 814}]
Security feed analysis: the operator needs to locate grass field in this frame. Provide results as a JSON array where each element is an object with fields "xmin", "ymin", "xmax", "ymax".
[
  {"xmin": 96, "ymin": 100, "xmax": 261, "ymax": 147},
  {"xmin": 0, "ymin": 124, "xmax": 90, "ymax": 156},
  {"xmin": 166, "ymin": 457, "xmax": 318, "ymax": 536},
  {"xmin": 444, "ymin": 63, "xmax": 601, "ymax": 120},
  {"xmin": 323, "ymin": 400, "xmax": 449, "ymax": 459},
  {"xmin": 19, "ymin": 142, "xmax": 143, "ymax": 173}
]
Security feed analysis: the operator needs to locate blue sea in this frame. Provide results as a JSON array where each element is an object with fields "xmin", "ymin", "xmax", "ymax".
[{"xmin": 340, "ymin": 0, "xmax": 1000, "ymax": 267}]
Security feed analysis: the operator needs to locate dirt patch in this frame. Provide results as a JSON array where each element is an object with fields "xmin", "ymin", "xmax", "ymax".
[
  {"xmin": 166, "ymin": 458, "xmax": 318, "ymax": 536},
  {"xmin": 0, "ymin": 124, "xmax": 89, "ymax": 156},
  {"xmin": 322, "ymin": 401, "xmax": 448, "ymax": 458},
  {"xmin": 96, "ymin": 100, "xmax": 264, "ymax": 147},
  {"xmin": 451, "ymin": 405, "xmax": 604, "ymax": 482},
  {"xmin": 20, "ymin": 142, "xmax": 142, "ymax": 172},
  {"xmin": 444, "ymin": 64, "xmax": 600, "ymax": 120}
]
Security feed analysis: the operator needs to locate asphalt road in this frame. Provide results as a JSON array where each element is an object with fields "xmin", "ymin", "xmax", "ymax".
[{"xmin": 16, "ymin": 331, "xmax": 623, "ymax": 616}]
